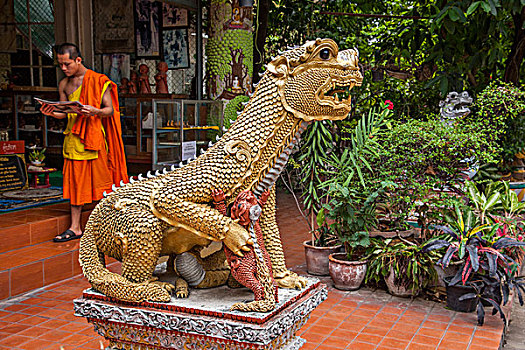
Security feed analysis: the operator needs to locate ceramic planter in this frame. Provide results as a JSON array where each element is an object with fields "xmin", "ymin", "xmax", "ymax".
[
  {"xmin": 384, "ymin": 267, "xmax": 420, "ymax": 297},
  {"xmin": 303, "ymin": 241, "xmax": 341, "ymax": 276},
  {"xmin": 328, "ymin": 253, "xmax": 367, "ymax": 291}
]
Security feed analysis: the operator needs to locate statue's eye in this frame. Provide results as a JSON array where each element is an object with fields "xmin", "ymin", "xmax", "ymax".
[
  {"xmin": 320, "ymin": 48, "xmax": 331, "ymax": 60},
  {"xmin": 238, "ymin": 203, "xmax": 242, "ymax": 209}
]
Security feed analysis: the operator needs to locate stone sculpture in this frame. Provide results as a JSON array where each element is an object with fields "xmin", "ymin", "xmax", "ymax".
[
  {"xmin": 439, "ymin": 91, "xmax": 473, "ymax": 125},
  {"xmin": 78, "ymin": 38, "xmax": 363, "ymax": 303},
  {"xmin": 212, "ymin": 188, "xmax": 278, "ymax": 312}
]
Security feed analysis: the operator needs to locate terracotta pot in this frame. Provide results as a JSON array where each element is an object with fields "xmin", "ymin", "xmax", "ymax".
[
  {"xmin": 384, "ymin": 267, "xmax": 420, "ymax": 297},
  {"xmin": 303, "ymin": 240, "xmax": 341, "ymax": 276},
  {"xmin": 328, "ymin": 253, "xmax": 367, "ymax": 291}
]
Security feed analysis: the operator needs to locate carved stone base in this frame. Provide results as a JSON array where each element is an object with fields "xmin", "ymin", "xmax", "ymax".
[{"xmin": 74, "ymin": 277, "xmax": 326, "ymax": 350}]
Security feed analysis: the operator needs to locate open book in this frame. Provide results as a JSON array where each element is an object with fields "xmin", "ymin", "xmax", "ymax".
[{"xmin": 34, "ymin": 97, "xmax": 85, "ymax": 114}]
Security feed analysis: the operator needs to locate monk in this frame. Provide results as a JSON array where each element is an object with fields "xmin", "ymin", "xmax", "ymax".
[{"xmin": 40, "ymin": 43, "xmax": 128, "ymax": 242}]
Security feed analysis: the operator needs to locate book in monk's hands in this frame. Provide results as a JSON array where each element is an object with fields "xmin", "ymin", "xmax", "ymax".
[{"xmin": 34, "ymin": 97, "xmax": 85, "ymax": 114}]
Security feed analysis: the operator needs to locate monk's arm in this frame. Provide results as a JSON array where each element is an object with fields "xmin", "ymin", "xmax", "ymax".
[
  {"xmin": 40, "ymin": 79, "xmax": 67, "ymax": 119},
  {"xmin": 79, "ymin": 86, "xmax": 114, "ymax": 117}
]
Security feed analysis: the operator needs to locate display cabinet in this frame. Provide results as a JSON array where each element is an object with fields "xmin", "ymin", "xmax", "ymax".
[
  {"xmin": 118, "ymin": 93, "xmax": 189, "ymax": 168},
  {"xmin": 152, "ymin": 99, "xmax": 223, "ymax": 170},
  {"xmin": 0, "ymin": 89, "xmax": 59, "ymax": 148}
]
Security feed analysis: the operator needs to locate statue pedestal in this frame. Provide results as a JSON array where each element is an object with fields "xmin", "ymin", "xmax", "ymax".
[{"xmin": 74, "ymin": 277, "xmax": 327, "ymax": 350}]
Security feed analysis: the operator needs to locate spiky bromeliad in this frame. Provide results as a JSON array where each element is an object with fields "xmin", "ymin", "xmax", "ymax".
[{"xmin": 79, "ymin": 38, "xmax": 363, "ymax": 303}]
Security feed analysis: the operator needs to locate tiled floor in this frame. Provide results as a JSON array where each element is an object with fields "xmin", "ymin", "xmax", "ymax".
[{"xmin": 0, "ymin": 190, "xmax": 507, "ymax": 349}]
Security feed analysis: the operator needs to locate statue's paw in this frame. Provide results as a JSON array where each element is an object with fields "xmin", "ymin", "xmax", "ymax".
[
  {"xmin": 275, "ymin": 272, "xmax": 307, "ymax": 289},
  {"xmin": 175, "ymin": 286, "xmax": 189, "ymax": 298},
  {"xmin": 230, "ymin": 302, "xmax": 246, "ymax": 311},
  {"xmin": 152, "ymin": 281, "xmax": 176, "ymax": 293},
  {"xmin": 223, "ymin": 222, "xmax": 253, "ymax": 256}
]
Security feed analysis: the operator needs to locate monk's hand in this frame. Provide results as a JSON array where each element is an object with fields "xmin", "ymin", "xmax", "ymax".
[
  {"xmin": 223, "ymin": 222, "xmax": 253, "ymax": 256},
  {"xmin": 40, "ymin": 103, "xmax": 55, "ymax": 116},
  {"xmin": 80, "ymin": 105, "xmax": 100, "ymax": 116}
]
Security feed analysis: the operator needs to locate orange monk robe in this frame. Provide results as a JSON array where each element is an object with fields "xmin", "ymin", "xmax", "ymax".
[{"xmin": 65, "ymin": 70, "xmax": 128, "ymax": 204}]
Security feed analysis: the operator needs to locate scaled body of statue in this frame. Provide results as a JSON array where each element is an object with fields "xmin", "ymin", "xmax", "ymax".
[{"xmin": 79, "ymin": 39, "xmax": 363, "ymax": 308}]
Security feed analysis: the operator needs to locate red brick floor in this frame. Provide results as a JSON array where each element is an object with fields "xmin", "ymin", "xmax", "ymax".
[{"xmin": 0, "ymin": 190, "xmax": 506, "ymax": 349}]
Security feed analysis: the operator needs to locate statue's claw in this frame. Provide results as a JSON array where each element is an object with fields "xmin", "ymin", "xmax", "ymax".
[
  {"xmin": 223, "ymin": 222, "xmax": 252, "ymax": 256},
  {"xmin": 275, "ymin": 271, "xmax": 307, "ymax": 289},
  {"xmin": 175, "ymin": 286, "xmax": 189, "ymax": 298},
  {"xmin": 152, "ymin": 281, "xmax": 176, "ymax": 293}
]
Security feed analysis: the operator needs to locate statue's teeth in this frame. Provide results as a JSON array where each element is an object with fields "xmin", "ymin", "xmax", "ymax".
[
  {"xmin": 147, "ymin": 171, "xmax": 154, "ymax": 178},
  {"xmin": 103, "ymin": 191, "xmax": 108, "ymax": 197},
  {"xmin": 155, "ymin": 170, "xmax": 161, "ymax": 176},
  {"xmin": 112, "ymin": 184, "xmax": 117, "ymax": 191},
  {"xmin": 138, "ymin": 174, "xmax": 145, "ymax": 181},
  {"xmin": 129, "ymin": 176, "xmax": 135, "ymax": 183},
  {"xmin": 163, "ymin": 168, "xmax": 168, "ymax": 174},
  {"xmin": 179, "ymin": 162, "xmax": 184, "ymax": 168},
  {"xmin": 200, "ymin": 149, "xmax": 205, "ymax": 154},
  {"xmin": 171, "ymin": 165, "xmax": 176, "ymax": 171},
  {"xmin": 215, "ymin": 135, "xmax": 220, "ymax": 141},
  {"xmin": 120, "ymin": 180, "xmax": 125, "ymax": 187},
  {"xmin": 208, "ymin": 141, "xmax": 213, "ymax": 147}
]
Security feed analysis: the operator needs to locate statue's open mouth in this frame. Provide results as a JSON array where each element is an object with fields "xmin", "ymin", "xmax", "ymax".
[{"xmin": 317, "ymin": 76, "xmax": 361, "ymax": 109}]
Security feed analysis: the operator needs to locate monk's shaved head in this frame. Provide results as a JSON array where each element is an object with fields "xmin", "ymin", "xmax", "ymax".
[{"xmin": 57, "ymin": 43, "xmax": 82, "ymax": 60}]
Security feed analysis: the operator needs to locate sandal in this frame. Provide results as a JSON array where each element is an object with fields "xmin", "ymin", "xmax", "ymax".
[{"xmin": 53, "ymin": 229, "xmax": 82, "ymax": 242}]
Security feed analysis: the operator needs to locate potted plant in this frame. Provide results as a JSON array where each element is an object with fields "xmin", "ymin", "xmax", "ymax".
[
  {"xmin": 365, "ymin": 237, "xmax": 438, "ymax": 297},
  {"xmin": 28, "ymin": 147, "xmax": 46, "ymax": 166},
  {"xmin": 422, "ymin": 205, "xmax": 525, "ymax": 317},
  {"xmin": 302, "ymin": 211, "xmax": 341, "ymax": 276},
  {"xmin": 314, "ymin": 106, "xmax": 390, "ymax": 287},
  {"xmin": 322, "ymin": 182, "xmax": 384, "ymax": 290},
  {"xmin": 289, "ymin": 119, "xmax": 342, "ymax": 276},
  {"xmin": 296, "ymin": 105, "xmax": 388, "ymax": 276}
]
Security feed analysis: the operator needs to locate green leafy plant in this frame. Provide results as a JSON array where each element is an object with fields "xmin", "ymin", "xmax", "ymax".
[
  {"xmin": 366, "ymin": 237, "xmax": 439, "ymax": 294},
  {"xmin": 422, "ymin": 207, "xmax": 525, "ymax": 326},
  {"xmin": 29, "ymin": 148, "xmax": 46, "ymax": 163},
  {"xmin": 472, "ymin": 81, "xmax": 525, "ymax": 165},
  {"xmin": 321, "ymin": 182, "xmax": 388, "ymax": 260}
]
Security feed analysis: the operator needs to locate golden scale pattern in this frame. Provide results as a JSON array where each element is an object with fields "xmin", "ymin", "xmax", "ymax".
[{"xmin": 79, "ymin": 38, "xmax": 363, "ymax": 304}]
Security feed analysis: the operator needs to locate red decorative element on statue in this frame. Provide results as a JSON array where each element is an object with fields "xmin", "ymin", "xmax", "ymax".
[{"xmin": 212, "ymin": 189, "xmax": 278, "ymax": 304}]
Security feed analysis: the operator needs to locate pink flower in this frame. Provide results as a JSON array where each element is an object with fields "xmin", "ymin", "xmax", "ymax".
[{"xmin": 385, "ymin": 100, "xmax": 394, "ymax": 110}]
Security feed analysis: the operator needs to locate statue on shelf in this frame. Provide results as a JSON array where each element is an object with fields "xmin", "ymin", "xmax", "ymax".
[
  {"xmin": 119, "ymin": 77, "xmax": 130, "ymax": 94},
  {"xmin": 138, "ymin": 64, "xmax": 151, "ymax": 94},
  {"xmin": 154, "ymin": 61, "xmax": 169, "ymax": 94},
  {"xmin": 129, "ymin": 71, "xmax": 138, "ymax": 94}
]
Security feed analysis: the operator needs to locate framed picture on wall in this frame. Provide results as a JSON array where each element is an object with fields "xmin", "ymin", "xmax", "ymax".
[
  {"xmin": 162, "ymin": 3, "xmax": 188, "ymax": 28},
  {"xmin": 134, "ymin": 0, "xmax": 161, "ymax": 58},
  {"xmin": 162, "ymin": 28, "xmax": 189, "ymax": 69},
  {"xmin": 102, "ymin": 54, "xmax": 130, "ymax": 86}
]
